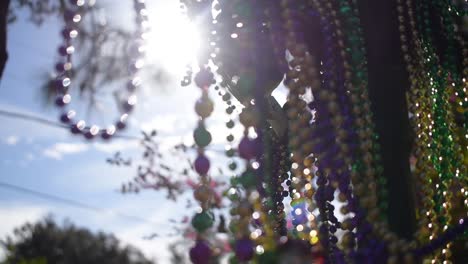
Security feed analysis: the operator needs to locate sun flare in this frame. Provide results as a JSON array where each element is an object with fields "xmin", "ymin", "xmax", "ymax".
[{"xmin": 145, "ymin": 3, "xmax": 200, "ymax": 74}]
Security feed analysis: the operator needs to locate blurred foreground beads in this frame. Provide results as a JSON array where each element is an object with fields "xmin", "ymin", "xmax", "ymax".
[
  {"xmin": 190, "ymin": 66, "xmax": 215, "ymax": 262},
  {"xmin": 53, "ymin": 0, "xmax": 148, "ymax": 140},
  {"xmin": 235, "ymin": 238, "xmax": 254, "ymax": 261},
  {"xmin": 192, "ymin": 211, "xmax": 214, "ymax": 232},
  {"xmin": 190, "ymin": 240, "xmax": 212, "ymax": 264},
  {"xmin": 180, "ymin": 0, "xmax": 467, "ymax": 263}
]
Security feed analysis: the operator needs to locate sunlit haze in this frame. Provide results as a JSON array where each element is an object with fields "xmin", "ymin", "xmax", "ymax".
[{"xmin": 146, "ymin": 2, "xmax": 200, "ymax": 74}]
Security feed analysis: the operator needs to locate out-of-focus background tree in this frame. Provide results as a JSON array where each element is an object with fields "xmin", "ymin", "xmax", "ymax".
[{"xmin": 1, "ymin": 217, "xmax": 154, "ymax": 264}]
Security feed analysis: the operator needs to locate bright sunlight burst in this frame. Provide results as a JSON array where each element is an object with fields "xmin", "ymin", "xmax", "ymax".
[{"xmin": 145, "ymin": 2, "xmax": 200, "ymax": 74}]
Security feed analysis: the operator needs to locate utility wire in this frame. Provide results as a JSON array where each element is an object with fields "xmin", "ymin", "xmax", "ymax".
[
  {"xmin": 0, "ymin": 181, "xmax": 163, "ymax": 226},
  {"xmin": 0, "ymin": 108, "xmax": 141, "ymax": 140},
  {"xmin": 0, "ymin": 109, "xmax": 68, "ymax": 129}
]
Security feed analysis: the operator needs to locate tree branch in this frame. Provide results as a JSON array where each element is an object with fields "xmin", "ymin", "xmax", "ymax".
[{"xmin": 0, "ymin": 0, "xmax": 10, "ymax": 81}]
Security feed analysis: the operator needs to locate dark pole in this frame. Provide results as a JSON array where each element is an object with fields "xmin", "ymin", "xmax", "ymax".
[
  {"xmin": 0, "ymin": 0, "xmax": 10, "ymax": 80},
  {"xmin": 357, "ymin": 0, "xmax": 416, "ymax": 239}
]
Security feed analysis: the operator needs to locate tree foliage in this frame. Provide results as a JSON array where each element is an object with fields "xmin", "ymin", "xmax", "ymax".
[{"xmin": 1, "ymin": 217, "xmax": 154, "ymax": 264}]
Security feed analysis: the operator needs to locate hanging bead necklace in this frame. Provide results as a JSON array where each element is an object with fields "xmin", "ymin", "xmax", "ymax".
[
  {"xmin": 181, "ymin": 1, "xmax": 467, "ymax": 263},
  {"xmin": 398, "ymin": 0, "xmax": 467, "ymax": 262},
  {"xmin": 304, "ymin": 1, "xmax": 363, "ymax": 262},
  {"xmin": 189, "ymin": 66, "xmax": 217, "ymax": 264},
  {"xmin": 280, "ymin": 1, "xmax": 342, "ymax": 259},
  {"xmin": 54, "ymin": 0, "xmax": 148, "ymax": 140}
]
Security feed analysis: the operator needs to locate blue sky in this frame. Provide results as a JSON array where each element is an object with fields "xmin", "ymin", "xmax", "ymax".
[{"xmin": 0, "ymin": 1, "xmax": 217, "ymax": 262}]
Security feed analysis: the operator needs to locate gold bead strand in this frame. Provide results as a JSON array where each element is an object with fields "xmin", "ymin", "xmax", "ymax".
[
  {"xmin": 397, "ymin": 0, "xmax": 438, "ymax": 248},
  {"xmin": 280, "ymin": 0, "xmax": 318, "ymax": 243}
]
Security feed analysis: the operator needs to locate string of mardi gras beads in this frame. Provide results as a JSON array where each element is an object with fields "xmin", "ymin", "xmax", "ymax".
[
  {"xmin": 279, "ymin": 0, "xmax": 316, "ymax": 249},
  {"xmin": 432, "ymin": 0, "xmax": 467, "ymax": 201},
  {"xmin": 304, "ymin": 1, "xmax": 372, "ymax": 262},
  {"xmin": 334, "ymin": 0, "xmax": 464, "ymax": 262},
  {"xmin": 418, "ymin": 5, "xmax": 454, "ymax": 256},
  {"xmin": 180, "ymin": 1, "xmax": 468, "ymax": 263},
  {"xmin": 208, "ymin": 4, "xmax": 258, "ymax": 261},
  {"xmin": 181, "ymin": 0, "xmax": 220, "ymax": 261},
  {"xmin": 399, "ymin": 1, "xmax": 450, "ymax": 262},
  {"xmin": 280, "ymin": 1, "xmax": 359, "ymax": 262},
  {"xmin": 54, "ymin": 0, "xmax": 147, "ymax": 140},
  {"xmin": 334, "ymin": 1, "xmax": 401, "ymax": 261},
  {"xmin": 217, "ymin": 1, "xmax": 303, "ymax": 261},
  {"xmin": 402, "ymin": 0, "xmax": 467, "ymax": 262},
  {"xmin": 242, "ymin": 2, "xmax": 280, "ymax": 260},
  {"xmin": 280, "ymin": 2, "xmax": 364, "ymax": 263},
  {"xmin": 250, "ymin": 1, "xmax": 281, "ymax": 255},
  {"xmin": 422, "ymin": 1, "xmax": 457, "ymax": 262},
  {"xmin": 213, "ymin": 1, "xmax": 273, "ymax": 262},
  {"xmin": 264, "ymin": 2, "xmax": 296, "ymax": 244},
  {"xmin": 335, "ymin": 0, "xmax": 387, "ymax": 260},
  {"xmin": 327, "ymin": 1, "xmax": 383, "ymax": 261},
  {"xmin": 399, "ymin": 0, "xmax": 444, "ymax": 260},
  {"xmin": 279, "ymin": 1, "xmax": 465, "ymax": 263},
  {"xmin": 190, "ymin": 64, "xmax": 217, "ymax": 263},
  {"xmin": 299, "ymin": 0, "xmax": 460, "ymax": 262},
  {"xmin": 304, "ymin": 0, "xmax": 420, "ymax": 259},
  {"xmin": 344, "ymin": 0, "xmax": 387, "ymax": 224},
  {"xmin": 281, "ymin": 1, "xmax": 376, "ymax": 262},
  {"xmin": 397, "ymin": 0, "xmax": 440, "ymax": 249},
  {"xmin": 188, "ymin": 0, "xmax": 218, "ymax": 257},
  {"xmin": 312, "ymin": 0, "xmax": 468, "ymax": 262}
]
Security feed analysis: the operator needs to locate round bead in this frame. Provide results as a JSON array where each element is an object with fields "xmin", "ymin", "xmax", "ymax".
[
  {"xmin": 239, "ymin": 108, "xmax": 259, "ymax": 127},
  {"xmin": 194, "ymin": 154, "xmax": 210, "ymax": 175},
  {"xmin": 60, "ymin": 112, "xmax": 73, "ymax": 123},
  {"xmin": 238, "ymin": 137, "xmax": 260, "ymax": 160},
  {"xmin": 228, "ymin": 161, "xmax": 237, "ymax": 170},
  {"xmin": 235, "ymin": 238, "xmax": 254, "ymax": 261},
  {"xmin": 55, "ymin": 95, "xmax": 70, "ymax": 107},
  {"xmin": 194, "ymin": 68, "xmax": 214, "ymax": 88},
  {"xmin": 116, "ymin": 120, "xmax": 126, "ymax": 130},
  {"xmin": 195, "ymin": 97, "xmax": 214, "ymax": 118},
  {"xmin": 191, "ymin": 211, "xmax": 214, "ymax": 232},
  {"xmin": 84, "ymin": 131, "xmax": 96, "ymax": 140},
  {"xmin": 239, "ymin": 170, "xmax": 256, "ymax": 188},
  {"xmin": 194, "ymin": 185, "xmax": 213, "ymax": 203},
  {"xmin": 189, "ymin": 240, "xmax": 212, "ymax": 264},
  {"xmin": 101, "ymin": 131, "xmax": 112, "ymax": 140},
  {"xmin": 237, "ymin": 201, "xmax": 253, "ymax": 217},
  {"xmin": 70, "ymin": 124, "xmax": 82, "ymax": 134},
  {"xmin": 194, "ymin": 126, "xmax": 212, "ymax": 147}
]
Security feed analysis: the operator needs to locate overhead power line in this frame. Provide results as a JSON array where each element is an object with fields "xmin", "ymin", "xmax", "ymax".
[
  {"xmin": 0, "ymin": 181, "xmax": 162, "ymax": 226},
  {"xmin": 0, "ymin": 108, "xmax": 141, "ymax": 140},
  {"xmin": 0, "ymin": 108, "xmax": 68, "ymax": 129}
]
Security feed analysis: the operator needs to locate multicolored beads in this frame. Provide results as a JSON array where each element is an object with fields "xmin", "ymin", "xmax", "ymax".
[{"xmin": 182, "ymin": 0, "xmax": 466, "ymax": 263}]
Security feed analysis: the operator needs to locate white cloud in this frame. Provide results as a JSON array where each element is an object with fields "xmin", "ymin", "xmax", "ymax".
[
  {"xmin": 4, "ymin": 135, "xmax": 19, "ymax": 145},
  {"xmin": 42, "ymin": 142, "xmax": 90, "ymax": 160},
  {"xmin": 41, "ymin": 139, "xmax": 140, "ymax": 160},
  {"xmin": 0, "ymin": 205, "xmax": 48, "ymax": 259},
  {"xmin": 0, "ymin": 205, "xmax": 47, "ymax": 236}
]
